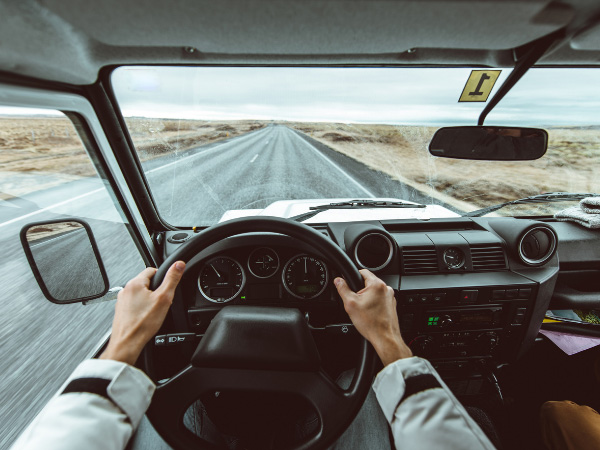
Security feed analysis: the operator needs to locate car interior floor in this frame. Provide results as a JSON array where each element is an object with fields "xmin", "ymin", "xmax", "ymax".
[{"xmin": 458, "ymin": 339, "xmax": 600, "ymax": 450}]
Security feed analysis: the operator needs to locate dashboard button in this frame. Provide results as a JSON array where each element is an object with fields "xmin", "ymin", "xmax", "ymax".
[
  {"xmin": 166, "ymin": 333, "xmax": 196, "ymax": 345},
  {"xmin": 432, "ymin": 293, "xmax": 446, "ymax": 304},
  {"xmin": 419, "ymin": 294, "xmax": 432, "ymax": 304},
  {"xmin": 519, "ymin": 288, "xmax": 532, "ymax": 298},
  {"xmin": 506, "ymin": 289, "xmax": 519, "ymax": 299},
  {"xmin": 492, "ymin": 289, "xmax": 505, "ymax": 300},
  {"xmin": 459, "ymin": 290, "xmax": 478, "ymax": 304},
  {"xmin": 326, "ymin": 324, "xmax": 356, "ymax": 336},
  {"xmin": 404, "ymin": 294, "xmax": 418, "ymax": 305}
]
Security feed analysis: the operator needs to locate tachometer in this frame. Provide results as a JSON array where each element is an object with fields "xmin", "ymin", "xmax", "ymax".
[
  {"xmin": 282, "ymin": 254, "xmax": 328, "ymax": 299},
  {"xmin": 198, "ymin": 256, "xmax": 246, "ymax": 303}
]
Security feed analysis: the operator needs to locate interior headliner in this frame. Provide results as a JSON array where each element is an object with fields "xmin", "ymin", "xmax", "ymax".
[{"xmin": 1, "ymin": 0, "xmax": 600, "ymax": 85}]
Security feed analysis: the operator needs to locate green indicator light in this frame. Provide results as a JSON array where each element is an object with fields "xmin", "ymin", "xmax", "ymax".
[
  {"xmin": 435, "ymin": 317, "xmax": 439, "ymax": 321},
  {"xmin": 241, "ymin": 296, "xmax": 246, "ymax": 299}
]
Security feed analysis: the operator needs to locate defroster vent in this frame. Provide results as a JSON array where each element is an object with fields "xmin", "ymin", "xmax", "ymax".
[
  {"xmin": 402, "ymin": 248, "xmax": 438, "ymax": 274},
  {"xmin": 470, "ymin": 244, "xmax": 507, "ymax": 271}
]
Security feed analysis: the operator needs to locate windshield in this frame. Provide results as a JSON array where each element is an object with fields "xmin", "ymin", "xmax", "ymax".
[{"xmin": 111, "ymin": 67, "xmax": 600, "ymax": 226}]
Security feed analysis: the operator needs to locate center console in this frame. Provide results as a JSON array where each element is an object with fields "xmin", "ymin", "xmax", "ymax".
[{"xmin": 399, "ymin": 282, "xmax": 536, "ymax": 362}]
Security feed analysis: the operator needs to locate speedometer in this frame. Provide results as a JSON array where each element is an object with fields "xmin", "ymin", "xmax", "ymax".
[
  {"xmin": 282, "ymin": 254, "xmax": 328, "ymax": 299},
  {"xmin": 198, "ymin": 256, "xmax": 246, "ymax": 303}
]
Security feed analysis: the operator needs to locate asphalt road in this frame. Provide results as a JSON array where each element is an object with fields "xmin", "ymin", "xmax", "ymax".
[
  {"xmin": 142, "ymin": 124, "xmax": 443, "ymax": 225},
  {"xmin": 0, "ymin": 124, "xmax": 435, "ymax": 448}
]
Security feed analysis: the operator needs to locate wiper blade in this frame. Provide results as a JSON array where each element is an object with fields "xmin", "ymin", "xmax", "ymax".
[
  {"xmin": 465, "ymin": 192, "xmax": 600, "ymax": 217},
  {"xmin": 291, "ymin": 199, "xmax": 426, "ymax": 222}
]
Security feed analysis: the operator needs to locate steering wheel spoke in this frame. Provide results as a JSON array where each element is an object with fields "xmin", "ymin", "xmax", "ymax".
[{"xmin": 143, "ymin": 217, "xmax": 376, "ymax": 450}]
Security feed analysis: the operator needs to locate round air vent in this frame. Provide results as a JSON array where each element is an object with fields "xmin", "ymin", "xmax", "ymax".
[
  {"xmin": 518, "ymin": 226, "xmax": 557, "ymax": 266},
  {"xmin": 354, "ymin": 233, "xmax": 394, "ymax": 271},
  {"xmin": 167, "ymin": 232, "xmax": 190, "ymax": 244}
]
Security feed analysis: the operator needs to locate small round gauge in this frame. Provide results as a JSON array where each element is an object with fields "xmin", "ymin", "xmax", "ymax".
[
  {"xmin": 198, "ymin": 256, "xmax": 246, "ymax": 303},
  {"xmin": 248, "ymin": 247, "xmax": 279, "ymax": 278},
  {"xmin": 282, "ymin": 254, "xmax": 328, "ymax": 299},
  {"xmin": 443, "ymin": 247, "xmax": 465, "ymax": 269}
]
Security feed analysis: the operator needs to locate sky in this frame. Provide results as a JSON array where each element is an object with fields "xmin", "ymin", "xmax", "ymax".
[{"xmin": 3, "ymin": 67, "xmax": 600, "ymax": 126}]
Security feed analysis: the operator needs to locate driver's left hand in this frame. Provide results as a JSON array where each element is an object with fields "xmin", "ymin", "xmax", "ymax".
[{"xmin": 100, "ymin": 261, "xmax": 185, "ymax": 365}]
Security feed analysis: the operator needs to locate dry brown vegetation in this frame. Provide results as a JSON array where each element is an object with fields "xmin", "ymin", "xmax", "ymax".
[
  {"xmin": 0, "ymin": 117, "xmax": 265, "ymax": 198},
  {"xmin": 124, "ymin": 118, "xmax": 265, "ymax": 161},
  {"xmin": 2, "ymin": 116, "xmax": 599, "ymax": 215},
  {"xmin": 287, "ymin": 122, "xmax": 600, "ymax": 213}
]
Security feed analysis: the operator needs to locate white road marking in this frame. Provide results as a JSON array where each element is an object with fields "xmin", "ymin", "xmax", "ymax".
[
  {"xmin": 29, "ymin": 227, "xmax": 85, "ymax": 247},
  {"xmin": 250, "ymin": 154, "xmax": 259, "ymax": 163},
  {"xmin": 147, "ymin": 141, "xmax": 229, "ymax": 174},
  {"xmin": 296, "ymin": 132, "xmax": 375, "ymax": 197},
  {"xmin": 147, "ymin": 126, "xmax": 268, "ymax": 174},
  {"xmin": 0, "ymin": 188, "xmax": 104, "ymax": 229},
  {"xmin": 0, "ymin": 127, "xmax": 270, "ymax": 228}
]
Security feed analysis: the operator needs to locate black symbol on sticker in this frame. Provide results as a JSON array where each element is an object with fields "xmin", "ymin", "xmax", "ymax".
[{"xmin": 469, "ymin": 73, "xmax": 491, "ymax": 96}]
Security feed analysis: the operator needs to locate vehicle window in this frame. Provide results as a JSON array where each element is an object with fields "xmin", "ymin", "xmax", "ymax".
[
  {"xmin": 0, "ymin": 107, "xmax": 145, "ymax": 448},
  {"xmin": 111, "ymin": 67, "xmax": 599, "ymax": 224}
]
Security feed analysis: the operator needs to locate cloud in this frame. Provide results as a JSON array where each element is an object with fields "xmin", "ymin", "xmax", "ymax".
[{"xmin": 112, "ymin": 67, "xmax": 505, "ymax": 125}]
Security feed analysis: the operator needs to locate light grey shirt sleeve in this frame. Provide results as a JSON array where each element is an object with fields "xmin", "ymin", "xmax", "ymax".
[
  {"xmin": 12, "ymin": 359, "xmax": 155, "ymax": 450},
  {"xmin": 372, "ymin": 356, "xmax": 496, "ymax": 450}
]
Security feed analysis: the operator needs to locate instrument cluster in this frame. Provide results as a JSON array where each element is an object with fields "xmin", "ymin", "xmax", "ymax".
[{"xmin": 195, "ymin": 246, "xmax": 330, "ymax": 305}]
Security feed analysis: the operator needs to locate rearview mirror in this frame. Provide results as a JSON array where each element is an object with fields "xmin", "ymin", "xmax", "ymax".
[
  {"xmin": 20, "ymin": 219, "xmax": 109, "ymax": 304},
  {"xmin": 429, "ymin": 126, "xmax": 548, "ymax": 161}
]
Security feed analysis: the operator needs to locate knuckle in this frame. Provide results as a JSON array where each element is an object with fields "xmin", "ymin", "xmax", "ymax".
[{"xmin": 375, "ymin": 280, "xmax": 387, "ymax": 290}]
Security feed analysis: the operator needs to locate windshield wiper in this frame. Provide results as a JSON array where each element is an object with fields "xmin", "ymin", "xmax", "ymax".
[
  {"xmin": 465, "ymin": 192, "xmax": 600, "ymax": 217},
  {"xmin": 290, "ymin": 199, "xmax": 426, "ymax": 222}
]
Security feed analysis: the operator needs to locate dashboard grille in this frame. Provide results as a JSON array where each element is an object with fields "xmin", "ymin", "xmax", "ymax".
[
  {"xmin": 470, "ymin": 245, "xmax": 507, "ymax": 271},
  {"xmin": 402, "ymin": 248, "xmax": 438, "ymax": 274}
]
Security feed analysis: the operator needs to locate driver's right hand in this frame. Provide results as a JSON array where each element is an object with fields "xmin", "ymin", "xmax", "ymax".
[{"xmin": 334, "ymin": 269, "xmax": 413, "ymax": 366}]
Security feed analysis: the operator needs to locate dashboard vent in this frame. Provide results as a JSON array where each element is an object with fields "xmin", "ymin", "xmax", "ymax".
[
  {"xmin": 470, "ymin": 245, "xmax": 507, "ymax": 271},
  {"xmin": 402, "ymin": 248, "xmax": 438, "ymax": 274}
]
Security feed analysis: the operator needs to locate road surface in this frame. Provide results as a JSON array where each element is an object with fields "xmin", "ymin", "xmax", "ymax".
[{"xmin": 0, "ymin": 124, "xmax": 444, "ymax": 447}]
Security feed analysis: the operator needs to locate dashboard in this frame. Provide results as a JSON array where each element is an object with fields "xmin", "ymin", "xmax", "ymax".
[{"xmin": 160, "ymin": 216, "xmax": 574, "ymax": 390}]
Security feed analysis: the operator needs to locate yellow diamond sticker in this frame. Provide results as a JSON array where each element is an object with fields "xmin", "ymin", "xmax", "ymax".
[{"xmin": 459, "ymin": 70, "xmax": 501, "ymax": 102}]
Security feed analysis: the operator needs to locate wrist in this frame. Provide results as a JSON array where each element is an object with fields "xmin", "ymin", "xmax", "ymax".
[
  {"xmin": 371, "ymin": 335, "xmax": 413, "ymax": 366},
  {"xmin": 100, "ymin": 340, "xmax": 142, "ymax": 366}
]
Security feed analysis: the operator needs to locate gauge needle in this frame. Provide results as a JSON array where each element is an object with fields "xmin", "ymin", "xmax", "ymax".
[
  {"xmin": 304, "ymin": 258, "xmax": 307, "ymax": 274},
  {"xmin": 210, "ymin": 264, "xmax": 221, "ymax": 278}
]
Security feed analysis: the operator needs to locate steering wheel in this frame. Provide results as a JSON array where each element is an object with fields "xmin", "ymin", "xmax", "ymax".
[{"xmin": 143, "ymin": 216, "xmax": 376, "ymax": 450}]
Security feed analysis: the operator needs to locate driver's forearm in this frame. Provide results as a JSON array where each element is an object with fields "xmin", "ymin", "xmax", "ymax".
[
  {"xmin": 372, "ymin": 357, "xmax": 496, "ymax": 450},
  {"xmin": 12, "ymin": 359, "xmax": 155, "ymax": 450}
]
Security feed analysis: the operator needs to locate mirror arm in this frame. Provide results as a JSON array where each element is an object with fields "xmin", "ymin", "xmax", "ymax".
[
  {"xmin": 477, "ymin": 28, "xmax": 566, "ymax": 126},
  {"xmin": 82, "ymin": 286, "xmax": 123, "ymax": 306}
]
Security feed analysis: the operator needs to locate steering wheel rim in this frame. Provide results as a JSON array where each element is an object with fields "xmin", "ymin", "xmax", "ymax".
[{"xmin": 143, "ymin": 216, "xmax": 376, "ymax": 450}]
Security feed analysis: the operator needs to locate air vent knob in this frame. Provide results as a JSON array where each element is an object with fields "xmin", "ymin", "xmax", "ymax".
[
  {"xmin": 476, "ymin": 332, "xmax": 499, "ymax": 353},
  {"xmin": 440, "ymin": 315, "xmax": 453, "ymax": 328},
  {"xmin": 411, "ymin": 335, "xmax": 434, "ymax": 355}
]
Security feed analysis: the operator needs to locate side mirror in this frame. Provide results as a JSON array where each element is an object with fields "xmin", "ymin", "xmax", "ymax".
[
  {"xmin": 429, "ymin": 126, "xmax": 548, "ymax": 161},
  {"xmin": 20, "ymin": 219, "xmax": 109, "ymax": 304}
]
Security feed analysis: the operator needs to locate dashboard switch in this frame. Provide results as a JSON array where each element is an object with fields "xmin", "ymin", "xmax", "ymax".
[
  {"xmin": 459, "ymin": 290, "xmax": 478, "ymax": 304},
  {"xmin": 166, "ymin": 333, "xmax": 196, "ymax": 345},
  {"xmin": 506, "ymin": 289, "xmax": 519, "ymax": 299},
  {"xmin": 326, "ymin": 324, "xmax": 356, "ymax": 336},
  {"xmin": 432, "ymin": 293, "xmax": 446, "ymax": 304},
  {"xmin": 518, "ymin": 288, "xmax": 532, "ymax": 298},
  {"xmin": 404, "ymin": 294, "xmax": 418, "ymax": 305},
  {"xmin": 492, "ymin": 289, "xmax": 505, "ymax": 300},
  {"xmin": 419, "ymin": 294, "xmax": 432, "ymax": 304}
]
